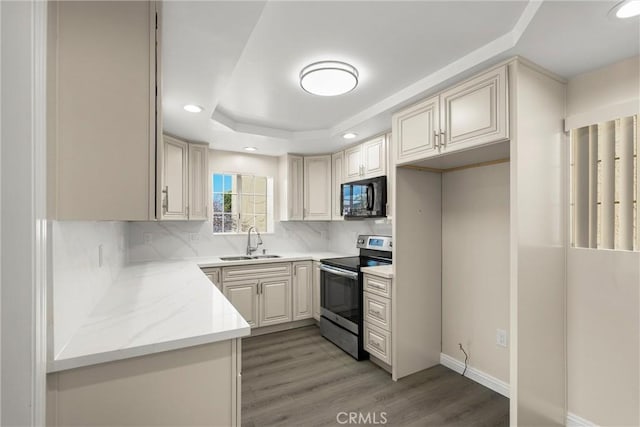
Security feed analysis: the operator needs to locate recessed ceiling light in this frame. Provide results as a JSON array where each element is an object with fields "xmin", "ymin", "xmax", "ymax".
[
  {"xmin": 183, "ymin": 104, "xmax": 203, "ymax": 113},
  {"xmin": 342, "ymin": 132, "xmax": 358, "ymax": 140},
  {"xmin": 244, "ymin": 147, "xmax": 257, "ymax": 152},
  {"xmin": 611, "ymin": 0, "xmax": 640, "ymax": 18},
  {"xmin": 300, "ymin": 61, "xmax": 358, "ymax": 96}
]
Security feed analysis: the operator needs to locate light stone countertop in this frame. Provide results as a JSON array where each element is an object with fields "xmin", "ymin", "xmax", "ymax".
[
  {"xmin": 361, "ymin": 264, "xmax": 394, "ymax": 279},
  {"xmin": 49, "ymin": 252, "xmax": 349, "ymax": 373}
]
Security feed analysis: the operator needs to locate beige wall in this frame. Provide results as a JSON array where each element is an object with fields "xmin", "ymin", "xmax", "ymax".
[
  {"xmin": 567, "ymin": 55, "xmax": 639, "ymax": 117},
  {"xmin": 566, "ymin": 56, "xmax": 640, "ymax": 425},
  {"xmin": 442, "ymin": 162, "xmax": 510, "ymax": 383}
]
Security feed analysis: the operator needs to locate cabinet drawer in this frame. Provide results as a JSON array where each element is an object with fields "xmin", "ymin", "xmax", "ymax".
[
  {"xmin": 363, "ymin": 274, "xmax": 392, "ymax": 298},
  {"xmin": 364, "ymin": 292, "xmax": 391, "ymax": 332},
  {"xmin": 364, "ymin": 323, "xmax": 391, "ymax": 365},
  {"xmin": 222, "ymin": 262, "xmax": 291, "ymax": 282}
]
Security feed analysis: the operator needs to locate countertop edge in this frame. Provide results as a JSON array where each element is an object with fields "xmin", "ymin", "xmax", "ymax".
[
  {"xmin": 48, "ymin": 326, "xmax": 251, "ymax": 373},
  {"xmin": 361, "ymin": 265, "xmax": 394, "ymax": 279}
]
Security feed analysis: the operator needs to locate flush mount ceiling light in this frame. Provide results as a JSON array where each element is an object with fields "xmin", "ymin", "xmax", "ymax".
[
  {"xmin": 183, "ymin": 104, "xmax": 203, "ymax": 113},
  {"xmin": 610, "ymin": 0, "xmax": 640, "ymax": 18},
  {"xmin": 300, "ymin": 61, "xmax": 359, "ymax": 96},
  {"xmin": 342, "ymin": 132, "xmax": 358, "ymax": 140},
  {"xmin": 244, "ymin": 146, "xmax": 257, "ymax": 152}
]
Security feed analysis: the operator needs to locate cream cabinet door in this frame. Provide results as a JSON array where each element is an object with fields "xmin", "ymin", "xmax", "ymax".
[
  {"xmin": 202, "ymin": 268, "xmax": 221, "ymax": 290},
  {"xmin": 279, "ymin": 155, "xmax": 304, "ymax": 221},
  {"xmin": 362, "ymin": 136, "xmax": 386, "ymax": 178},
  {"xmin": 303, "ymin": 155, "xmax": 331, "ymax": 221},
  {"xmin": 292, "ymin": 261, "xmax": 313, "ymax": 321},
  {"xmin": 188, "ymin": 144, "xmax": 209, "ymax": 220},
  {"xmin": 259, "ymin": 276, "xmax": 292, "ymax": 327},
  {"xmin": 344, "ymin": 145, "xmax": 363, "ymax": 181},
  {"xmin": 51, "ymin": 1, "xmax": 156, "ymax": 221},
  {"xmin": 223, "ymin": 281, "xmax": 258, "ymax": 328},
  {"xmin": 331, "ymin": 152, "xmax": 344, "ymax": 220},
  {"xmin": 392, "ymin": 94, "xmax": 440, "ymax": 165},
  {"xmin": 161, "ymin": 135, "xmax": 188, "ymax": 220},
  {"xmin": 312, "ymin": 261, "xmax": 321, "ymax": 321},
  {"xmin": 440, "ymin": 65, "xmax": 509, "ymax": 152}
]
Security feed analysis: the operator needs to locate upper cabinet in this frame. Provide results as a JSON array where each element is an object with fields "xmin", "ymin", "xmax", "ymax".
[
  {"xmin": 393, "ymin": 65, "xmax": 509, "ymax": 166},
  {"xmin": 303, "ymin": 155, "xmax": 332, "ymax": 221},
  {"xmin": 331, "ymin": 152, "xmax": 344, "ymax": 220},
  {"xmin": 279, "ymin": 155, "xmax": 304, "ymax": 221},
  {"xmin": 159, "ymin": 135, "xmax": 209, "ymax": 221},
  {"xmin": 48, "ymin": 1, "xmax": 158, "ymax": 220},
  {"xmin": 344, "ymin": 135, "xmax": 387, "ymax": 182}
]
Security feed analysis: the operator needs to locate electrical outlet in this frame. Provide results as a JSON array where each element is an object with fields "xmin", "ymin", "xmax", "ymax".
[
  {"xmin": 143, "ymin": 232, "xmax": 153, "ymax": 244},
  {"xmin": 496, "ymin": 329, "xmax": 508, "ymax": 347}
]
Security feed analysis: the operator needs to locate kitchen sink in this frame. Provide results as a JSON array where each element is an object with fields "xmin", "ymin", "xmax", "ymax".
[
  {"xmin": 219, "ymin": 255, "xmax": 254, "ymax": 261},
  {"xmin": 219, "ymin": 254, "xmax": 282, "ymax": 261}
]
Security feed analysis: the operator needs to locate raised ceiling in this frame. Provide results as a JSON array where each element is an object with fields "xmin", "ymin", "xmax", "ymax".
[{"xmin": 162, "ymin": 1, "xmax": 639, "ymax": 156}]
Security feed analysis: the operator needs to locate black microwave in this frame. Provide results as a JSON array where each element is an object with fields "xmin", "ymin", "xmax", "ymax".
[{"xmin": 341, "ymin": 176, "xmax": 387, "ymax": 219}]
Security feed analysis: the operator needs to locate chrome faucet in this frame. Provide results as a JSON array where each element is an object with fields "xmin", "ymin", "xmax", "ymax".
[{"xmin": 246, "ymin": 226, "xmax": 263, "ymax": 256}]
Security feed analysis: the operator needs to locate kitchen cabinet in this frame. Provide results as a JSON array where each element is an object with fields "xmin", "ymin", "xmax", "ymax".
[
  {"xmin": 303, "ymin": 155, "xmax": 332, "ymax": 220},
  {"xmin": 278, "ymin": 155, "xmax": 304, "ymax": 221},
  {"xmin": 188, "ymin": 144, "xmax": 210, "ymax": 220},
  {"xmin": 343, "ymin": 136, "xmax": 387, "ymax": 182},
  {"xmin": 393, "ymin": 95, "xmax": 440, "ymax": 164},
  {"xmin": 47, "ymin": 1, "xmax": 159, "ymax": 220},
  {"xmin": 202, "ymin": 267, "xmax": 221, "ymax": 290},
  {"xmin": 292, "ymin": 261, "xmax": 313, "ymax": 321},
  {"xmin": 331, "ymin": 152, "xmax": 344, "ymax": 220},
  {"xmin": 259, "ymin": 277, "xmax": 292, "ymax": 327},
  {"xmin": 393, "ymin": 65, "xmax": 508, "ymax": 165},
  {"xmin": 224, "ymin": 280, "xmax": 259, "ymax": 328},
  {"xmin": 312, "ymin": 261, "xmax": 321, "ymax": 321},
  {"xmin": 160, "ymin": 135, "xmax": 209, "ymax": 221},
  {"xmin": 222, "ymin": 263, "xmax": 293, "ymax": 328},
  {"xmin": 161, "ymin": 135, "xmax": 188, "ymax": 219},
  {"xmin": 47, "ymin": 339, "xmax": 242, "ymax": 426},
  {"xmin": 363, "ymin": 272, "xmax": 392, "ymax": 366}
]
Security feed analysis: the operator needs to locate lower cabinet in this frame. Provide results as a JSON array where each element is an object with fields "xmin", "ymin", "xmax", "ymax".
[
  {"xmin": 259, "ymin": 276, "xmax": 292, "ymax": 327},
  {"xmin": 224, "ymin": 280, "xmax": 259, "ymax": 327},
  {"xmin": 312, "ymin": 261, "xmax": 321, "ymax": 321},
  {"xmin": 47, "ymin": 339, "xmax": 242, "ymax": 426},
  {"xmin": 202, "ymin": 267, "xmax": 221, "ymax": 290},
  {"xmin": 292, "ymin": 261, "xmax": 313, "ymax": 320},
  {"xmin": 223, "ymin": 277, "xmax": 292, "ymax": 328},
  {"xmin": 363, "ymin": 273, "xmax": 393, "ymax": 366}
]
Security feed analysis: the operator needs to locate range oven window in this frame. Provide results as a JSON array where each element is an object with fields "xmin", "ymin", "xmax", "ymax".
[{"xmin": 321, "ymin": 268, "xmax": 359, "ymax": 326}]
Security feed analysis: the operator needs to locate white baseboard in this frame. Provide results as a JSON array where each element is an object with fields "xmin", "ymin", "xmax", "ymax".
[
  {"xmin": 439, "ymin": 353, "xmax": 510, "ymax": 398},
  {"xmin": 566, "ymin": 412, "xmax": 597, "ymax": 427}
]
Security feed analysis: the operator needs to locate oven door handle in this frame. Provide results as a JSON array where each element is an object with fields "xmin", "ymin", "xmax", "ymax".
[{"xmin": 320, "ymin": 264, "xmax": 358, "ymax": 279}]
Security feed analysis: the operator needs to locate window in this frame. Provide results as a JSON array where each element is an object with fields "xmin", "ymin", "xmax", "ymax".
[
  {"xmin": 570, "ymin": 115, "xmax": 639, "ymax": 251},
  {"xmin": 212, "ymin": 173, "xmax": 273, "ymax": 234}
]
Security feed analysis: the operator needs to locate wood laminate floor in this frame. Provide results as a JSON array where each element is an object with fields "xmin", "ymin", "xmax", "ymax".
[{"xmin": 242, "ymin": 326, "xmax": 509, "ymax": 427}]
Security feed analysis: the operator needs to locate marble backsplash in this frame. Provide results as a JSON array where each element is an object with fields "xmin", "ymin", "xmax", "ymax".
[
  {"xmin": 127, "ymin": 219, "xmax": 393, "ymax": 261},
  {"xmin": 328, "ymin": 220, "xmax": 393, "ymax": 255},
  {"xmin": 51, "ymin": 220, "xmax": 127, "ymax": 357},
  {"xmin": 127, "ymin": 221, "xmax": 331, "ymax": 262}
]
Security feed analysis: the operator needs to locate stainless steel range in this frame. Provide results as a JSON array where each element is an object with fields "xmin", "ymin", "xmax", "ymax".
[{"xmin": 319, "ymin": 235, "xmax": 392, "ymax": 360}]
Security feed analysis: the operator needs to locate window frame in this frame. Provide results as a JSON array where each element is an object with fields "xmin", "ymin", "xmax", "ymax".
[{"xmin": 211, "ymin": 172, "xmax": 274, "ymax": 235}]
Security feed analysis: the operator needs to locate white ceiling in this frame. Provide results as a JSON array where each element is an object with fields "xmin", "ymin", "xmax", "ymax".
[{"xmin": 161, "ymin": 0, "xmax": 640, "ymax": 156}]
